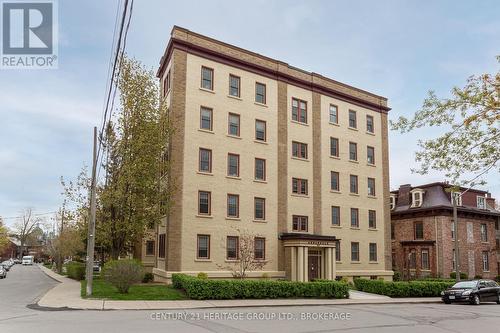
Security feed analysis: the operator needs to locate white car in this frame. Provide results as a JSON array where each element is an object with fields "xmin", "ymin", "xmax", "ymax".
[
  {"xmin": 22, "ymin": 256, "xmax": 34, "ymax": 265},
  {"xmin": 0, "ymin": 266, "xmax": 6, "ymax": 279}
]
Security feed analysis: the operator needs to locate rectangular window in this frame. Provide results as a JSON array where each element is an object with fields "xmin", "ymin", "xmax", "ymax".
[
  {"xmin": 255, "ymin": 158, "xmax": 266, "ymax": 181},
  {"xmin": 227, "ymin": 153, "xmax": 240, "ymax": 177},
  {"xmin": 199, "ymin": 148, "xmax": 212, "ymax": 173},
  {"xmin": 255, "ymin": 120, "xmax": 266, "ymax": 141},
  {"xmin": 292, "ymin": 215, "xmax": 308, "ymax": 231},
  {"xmin": 349, "ymin": 142, "xmax": 357, "ymax": 161},
  {"xmin": 421, "ymin": 249, "xmax": 430, "ymax": 270},
  {"xmin": 146, "ymin": 240, "xmax": 155, "ymax": 256},
  {"xmin": 200, "ymin": 107, "xmax": 213, "ymax": 131},
  {"xmin": 228, "ymin": 113, "xmax": 240, "ymax": 136},
  {"xmin": 350, "ymin": 175, "xmax": 358, "ymax": 194},
  {"xmin": 477, "ymin": 196, "xmax": 486, "ymax": 209},
  {"xmin": 330, "ymin": 137, "xmax": 339, "ymax": 157},
  {"xmin": 409, "ymin": 249, "xmax": 416, "ymax": 269},
  {"xmin": 163, "ymin": 70, "xmax": 170, "ymax": 96},
  {"xmin": 292, "ymin": 178, "xmax": 308, "ymax": 195},
  {"xmin": 254, "ymin": 237, "xmax": 265, "ymax": 260},
  {"xmin": 480, "ymin": 224, "xmax": 488, "ymax": 242},
  {"xmin": 229, "ymin": 74, "xmax": 240, "ymax": 97},
  {"xmin": 227, "ymin": 194, "xmax": 239, "ymax": 218},
  {"xmin": 482, "ymin": 251, "xmax": 489, "ymax": 271},
  {"xmin": 351, "ymin": 242, "xmax": 359, "ymax": 262},
  {"xmin": 368, "ymin": 178, "xmax": 376, "ymax": 196},
  {"xmin": 331, "ymin": 206, "xmax": 340, "ymax": 226},
  {"xmin": 292, "ymin": 141, "xmax": 308, "ymax": 159},
  {"xmin": 414, "ymin": 221, "xmax": 423, "ymax": 240},
  {"xmin": 368, "ymin": 210, "xmax": 377, "ymax": 229},
  {"xmin": 226, "ymin": 236, "xmax": 239, "ymax": 260},
  {"xmin": 255, "ymin": 82, "xmax": 266, "ymax": 104},
  {"xmin": 335, "ymin": 241, "xmax": 341, "ymax": 261},
  {"xmin": 369, "ymin": 243, "xmax": 377, "ymax": 262},
  {"xmin": 158, "ymin": 234, "xmax": 165, "ymax": 258},
  {"xmin": 367, "ymin": 146, "xmax": 375, "ymax": 165},
  {"xmin": 198, "ymin": 191, "xmax": 211, "ymax": 215},
  {"xmin": 292, "ymin": 98, "xmax": 307, "ymax": 123},
  {"xmin": 330, "ymin": 171, "xmax": 339, "ymax": 191},
  {"xmin": 366, "ymin": 115, "xmax": 374, "ymax": 133},
  {"xmin": 350, "ymin": 208, "xmax": 359, "ymax": 228},
  {"xmin": 349, "ymin": 110, "xmax": 357, "ymax": 128},
  {"xmin": 201, "ymin": 66, "xmax": 213, "ymax": 90},
  {"xmin": 197, "ymin": 235, "xmax": 210, "ymax": 259},
  {"xmin": 254, "ymin": 197, "xmax": 266, "ymax": 220},
  {"xmin": 329, "ymin": 104, "xmax": 338, "ymax": 124}
]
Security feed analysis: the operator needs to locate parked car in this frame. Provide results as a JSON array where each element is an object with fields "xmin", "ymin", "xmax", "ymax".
[
  {"xmin": 13, "ymin": 259, "xmax": 21, "ymax": 264},
  {"xmin": 442, "ymin": 280, "xmax": 500, "ymax": 305},
  {"xmin": 1, "ymin": 261, "xmax": 11, "ymax": 271},
  {"xmin": 22, "ymin": 255, "xmax": 34, "ymax": 265},
  {"xmin": 0, "ymin": 266, "xmax": 6, "ymax": 279}
]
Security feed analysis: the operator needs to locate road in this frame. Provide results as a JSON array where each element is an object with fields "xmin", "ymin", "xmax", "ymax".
[{"xmin": 1, "ymin": 265, "xmax": 500, "ymax": 333}]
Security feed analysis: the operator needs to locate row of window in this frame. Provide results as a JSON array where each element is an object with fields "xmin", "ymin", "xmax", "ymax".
[
  {"xmin": 198, "ymin": 191, "xmax": 266, "ymax": 220},
  {"xmin": 197, "ymin": 234, "xmax": 266, "ymax": 260},
  {"xmin": 391, "ymin": 221, "xmax": 490, "ymax": 243},
  {"xmin": 453, "ymin": 249, "xmax": 490, "ymax": 272},
  {"xmin": 329, "ymin": 137, "xmax": 376, "ymax": 165},
  {"xmin": 349, "ymin": 242, "xmax": 378, "ymax": 262}
]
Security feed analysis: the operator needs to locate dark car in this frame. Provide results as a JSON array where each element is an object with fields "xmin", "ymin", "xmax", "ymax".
[{"xmin": 442, "ymin": 280, "xmax": 500, "ymax": 305}]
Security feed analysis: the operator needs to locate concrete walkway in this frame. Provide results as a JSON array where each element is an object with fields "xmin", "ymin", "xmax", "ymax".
[{"xmin": 37, "ymin": 265, "xmax": 441, "ymax": 310}]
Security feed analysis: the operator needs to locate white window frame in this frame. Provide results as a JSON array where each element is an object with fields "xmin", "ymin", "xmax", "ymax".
[
  {"xmin": 451, "ymin": 191, "xmax": 462, "ymax": 206},
  {"xmin": 477, "ymin": 196, "xmax": 486, "ymax": 209},
  {"xmin": 390, "ymin": 194, "xmax": 396, "ymax": 210},
  {"xmin": 410, "ymin": 189, "xmax": 424, "ymax": 208}
]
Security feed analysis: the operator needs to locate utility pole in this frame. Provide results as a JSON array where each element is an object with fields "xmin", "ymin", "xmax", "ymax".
[
  {"xmin": 85, "ymin": 127, "xmax": 98, "ymax": 296},
  {"xmin": 56, "ymin": 200, "xmax": 66, "ymax": 273}
]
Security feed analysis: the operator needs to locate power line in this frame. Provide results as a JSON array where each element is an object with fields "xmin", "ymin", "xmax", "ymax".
[{"xmin": 1, "ymin": 211, "xmax": 58, "ymax": 220}]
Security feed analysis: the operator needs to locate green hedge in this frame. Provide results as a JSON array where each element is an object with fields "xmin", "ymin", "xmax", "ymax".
[
  {"xmin": 66, "ymin": 261, "xmax": 86, "ymax": 281},
  {"xmin": 172, "ymin": 274, "xmax": 349, "ymax": 300},
  {"xmin": 354, "ymin": 278, "xmax": 454, "ymax": 297}
]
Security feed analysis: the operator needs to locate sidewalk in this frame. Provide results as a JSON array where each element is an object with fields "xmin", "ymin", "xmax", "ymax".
[{"xmin": 37, "ymin": 265, "xmax": 441, "ymax": 310}]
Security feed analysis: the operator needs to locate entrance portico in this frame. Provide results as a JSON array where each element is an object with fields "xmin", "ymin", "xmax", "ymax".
[{"xmin": 280, "ymin": 233, "xmax": 338, "ymax": 282}]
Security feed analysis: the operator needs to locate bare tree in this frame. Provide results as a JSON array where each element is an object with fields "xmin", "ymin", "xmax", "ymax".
[
  {"xmin": 13, "ymin": 208, "xmax": 40, "ymax": 257},
  {"xmin": 217, "ymin": 228, "xmax": 266, "ymax": 279}
]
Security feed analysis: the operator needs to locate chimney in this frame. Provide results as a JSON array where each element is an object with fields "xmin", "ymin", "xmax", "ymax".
[{"xmin": 397, "ymin": 184, "xmax": 412, "ymax": 206}]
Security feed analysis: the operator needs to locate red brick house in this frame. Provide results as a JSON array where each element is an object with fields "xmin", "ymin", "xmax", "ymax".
[{"xmin": 391, "ymin": 182, "xmax": 499, "ymax": 280}]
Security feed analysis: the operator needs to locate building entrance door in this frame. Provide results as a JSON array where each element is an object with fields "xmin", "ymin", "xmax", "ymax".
[{"xmin": 308, "ymin": 250, "xmax": 321, "ymax": 281}]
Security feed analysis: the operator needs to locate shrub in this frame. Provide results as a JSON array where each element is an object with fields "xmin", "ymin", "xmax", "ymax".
[
  {"xmin": 197, "ymin": 272, "xmax": 208, "ymax": 280},
  {"xmin": 102, "ymin": 259, "xmax": 144, "ymax": 293},
  {"xmin": 393, "ymin": 271, "xmax": 401, "ymax": 281},
  {"xmin": 496, "ymin": 275, "xmax": 500, "ymax": 283},
  {"xmin": 353, "ymin": 278, "xmax": 454, "ymax": 297},
  {"xmin": 449, "ymin": 272, "xmax": 468, "ymax": 280},
  {"xmin": 172, "ymin": 274, "xmax": 349, "ymax": 300},
  {"xmin": 142, "ymin": 272, "xmax": 154, "ymax": 283},
  {"xmin": 66, "ymin": 261, "xmax": 85, "ymax": 280}
]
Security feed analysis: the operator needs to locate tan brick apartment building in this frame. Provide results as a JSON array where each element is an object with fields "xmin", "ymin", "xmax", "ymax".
[
  {"xmin": 391, "ymin": 182, "xmax": 500, "ymax": 280},
  {"xmin": 151, "ymin": 26, "xmax": 393, "ymax": 282}
]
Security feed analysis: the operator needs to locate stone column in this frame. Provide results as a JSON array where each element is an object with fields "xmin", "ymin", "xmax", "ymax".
[
  {"xmin": 303, "ymin": 247, "xmax": 309, "ymax": 282},
  {"xmin": 331, "ymin": 246, "xmax": 337, "ymax": 280},
  {"xmin": 321, "ymin": 249, "xmax": 326, "ymax": 279},
  {"xmin": 325, "ymin": 248, "xmax": 332, "ymax": 280},
  {"xmin": 291, "ymin": 247, "xmax": 297, "ymax": 281},
  {"xmin": 297, "ymin": 246, "xmax": 304, "ymax": 282}
]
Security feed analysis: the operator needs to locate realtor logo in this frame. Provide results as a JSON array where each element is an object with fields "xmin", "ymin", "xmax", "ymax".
[{"xmin": 1, "ymin": 1, "xmax": 58, "ymax": 69}]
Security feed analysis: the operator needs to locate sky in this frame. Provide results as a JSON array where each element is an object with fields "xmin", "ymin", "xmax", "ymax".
[{"xmin": 1, "ymin": 0, "xmax": 499, "ymax": 227}]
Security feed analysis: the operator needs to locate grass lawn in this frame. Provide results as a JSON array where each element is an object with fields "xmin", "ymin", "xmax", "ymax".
[{"xmin": 81, "ymin": 279, "xmax": 187, "ymax": 300}]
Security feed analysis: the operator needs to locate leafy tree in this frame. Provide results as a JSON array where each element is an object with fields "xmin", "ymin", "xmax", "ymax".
[
  {"xmin": 0, "ymin": 217, "xmax": 9, "ymax": 254},
  {"xmin": 391, "ymin": 56, "xmax": 499, "ymax": 186},
  {"xmin": 98, "ymin": 57, "xmax": 170, "ymax": 259},
  {"xmin": 13, "ymin": 208, "xmax": 42, "ymax": 256}
]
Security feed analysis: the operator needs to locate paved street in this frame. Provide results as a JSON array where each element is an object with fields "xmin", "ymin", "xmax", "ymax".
[{"xmin": 1, "ymin": 265, "xmax": 500, "ymax": 333}]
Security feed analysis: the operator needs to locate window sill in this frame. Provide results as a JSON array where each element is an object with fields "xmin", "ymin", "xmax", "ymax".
[
  {"xmin": 291, "ymin": 193, "xmax": 309, "ymax": 198},
  {"xmin": 254, "ymin": 140, "xmax": 268, "ymax": 145},
  {"xmin": 199, "ymin": 87, "xmax": 215, "ymax": 94},
  {"xmin": 144, "ymin": 254, "xmax": 155, "ymax": 257},
  {"xmin": 330, "ymin": 190, "xmax": 341, "ymax": 194},
  {"xmin": 369, "ymin": 261, "xmax": 379, "ymax": 264},
  {"xmin": 291, "ymin": 120, "xmax": 309, "ymax": 126},
  {"xmin": 253, "ymin": 219, "xmax": 267, "ymax": 223},
  {"xmin": 483, "ymin": 270, "xmax": 491, "ymax": 273},
  {"xmin": 227, "ymin": 94, "xmax": 242, "ymax": 101},
  {"xmin": 291, "ymin": 156, "xmax": 309, "ymax": 162},
  {"xmin": 348, "ymin": 127, "xmax": 358, "ymax": 131},
  {"xmin": 225, "ymin": 217, "xmax": 241, "ymax": 221},
  {"xmin": 254, "ymin": 102, "xmax": 268, "ymax": 108},
  {"xmin": 331, "ymin": 225, "xmax": 342, "ymax": 229},
  {"xmin": 194, "ymin": 259, "xmax": 212, "ymax": 262},
  {"xmin": 195, "ymin": 214, "xmax": 213, "ymax": 219},
  {"xmin": 197, "ymin": 171, "xmax": 213, "ymax": 176},
  {"xmin": 367, "ymin": 195, "xmax": 377, "ymax": 199},
  {"xmin": 225, "ymin": 259, "xmax": 240, "ymax": 263},
  {"xmin": 329, "ymin": 155, "xmax": 340, "ymax": 160},
  {"xmin": 350, "ymin": 227, "xmax": 360, "ymax": 230},
  {"xmin": 366, "ymin": 131, "xmax": 375, "ymax": 136},
  {"xmin": 329, "ymin": 122, "xmax": 340, "ymax": 127},
  {"xmin": 350, "ymin": 261, "xmax": 361, "ymax": 264},
  {"xmin": 368, "ymin": 228, "xmax": 378, "ymax": 231},
  {"xmin": 226, "ymin": 134, "xmax": 242, "ymax": 140},
  {"xmin": 226, "ymin": 176, "xmax": 241, "ymax": 180},
  {"xmin": 254, "ymin": 179, "xmax": 267, "ymax": 184},
  {"xmin": 349, "ymin": 193, "xmax": 360, "ymax": 197},
  {"xmin": 367, "ymin": 163, "xmax": 376, "ymax": 167},
  {"xmin": 198, "ymin": 128, "xmax": 214, "ymax": 134},
  {"xmin": 349, "ymin": 160, "xmax": 359, "ymax": 164}
]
